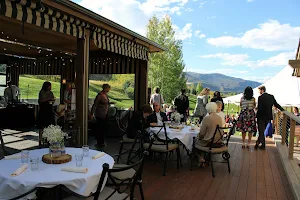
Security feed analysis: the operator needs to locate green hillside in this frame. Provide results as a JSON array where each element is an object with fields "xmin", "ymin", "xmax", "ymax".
[{"xmin": 19, "ymin": 75, "xmax": 134, "ymax": 109}]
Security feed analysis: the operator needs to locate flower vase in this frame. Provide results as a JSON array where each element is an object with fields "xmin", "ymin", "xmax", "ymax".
[
  {"xmin": 49, "ymin": 142, "xmax": 61, "ymax": 157},
  {"xmin": 60, "ymin": 142, "xmax": 66, "ymax": 155}
]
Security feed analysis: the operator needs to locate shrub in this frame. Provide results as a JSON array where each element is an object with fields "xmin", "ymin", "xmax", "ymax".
[{"xmin": 126, "ymin": 87, "xmax": 135, "ymax": 99}]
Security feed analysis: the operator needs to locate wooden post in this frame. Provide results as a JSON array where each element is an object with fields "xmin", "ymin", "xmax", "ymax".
[
  {"xmin": 134, "ymin": 59, "xmax": 148, "ymax": 111},
  {"xmin": 281, "ymin": 114, "xmax": 287, "ymax": 145},
  {"xmin": 75, "ymin": 29, "xmax": 90, "ymax": 146},
  {"xmin": 289, "ymin": 119, "xmax": 296, "ymax": 159}
]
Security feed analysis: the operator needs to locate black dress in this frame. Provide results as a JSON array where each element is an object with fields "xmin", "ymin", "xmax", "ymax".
[{"xmin": 37, "ymin": 90, "xmax": 55, "ymax": 128}]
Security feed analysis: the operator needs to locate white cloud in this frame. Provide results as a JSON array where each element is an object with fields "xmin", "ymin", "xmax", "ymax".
[
  {"xmin": 199, "ymin": 1, "xmax": 207, "ymax": 8},
  {"xmin": 185, "ymin": 8, "xmax": 194, "ymax": 12},
  {"xmin": 212, "ymin": 1, "xmax": 216, "ymax": 4},
  {"xmin": 194, "ymin": 30, "xmax": 206, "ymax": 39},
  {"xmin": 187, "ymin": 68, "xmax": 249, "ymax": 76},
  {"xmin": 173, "ymin": 23, "xmax": 193, "ymax": 40},
  {"xmin": 200, "ymin": 53, "xmax": 249, "ymax": 66},
  {"xmin": 207, "ymin": 20, "xmax": 300, "ymax": 51},
  {"xmin": 200, "ymin": 51, "xmax": 296, "ymax": 68},
  {"xmin": 206, "ymin": 16, "xmax": 216, "ymax": 19},
  {"xmin": 255, "ymin": 52, "xmax": 296, "ymax": 67},
  {"xmin": 76, "ymin": 0, "xmax": 190, "ymax": 35},
  {"xmin": 246, "ymin": 0, "xmax": 254, "ymax": 2}
]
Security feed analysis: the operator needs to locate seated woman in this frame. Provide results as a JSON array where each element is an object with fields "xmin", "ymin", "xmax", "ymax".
[
  {"xmin": 147, "ymin": 102, "xmax": 168, "ymax": 125},
  {"xmin": 54, "ymin": 100, "xmax": 66, "ymax": 126},
  {"xmin": 126, "ymin": 104, "xmax": 154, "ymax": 139},
  {"xmin": 194, "ymin": 102, "xmax": 223, "ymax": 165}
]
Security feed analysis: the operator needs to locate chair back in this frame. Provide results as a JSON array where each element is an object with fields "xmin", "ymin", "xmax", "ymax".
[
  {"xmin": 0, "ymin": 131, "xmax": 6, "ymax": 158},
  {"xmin": 116, "ymin": 110, "xmax": 131, "ymax": 134},
  {"xmin": 209, "ymin": 125, "xmax": 229, "ymax": 150},
  {"xmin": 94, "ymin": 152, "xmax": 147, "ymax": 200},
  {"xmin": 148, "ymin": 123, "xmax": 172, "ymax": 151}
]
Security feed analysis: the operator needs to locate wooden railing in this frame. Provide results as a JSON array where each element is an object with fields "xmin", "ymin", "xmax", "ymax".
[{"xmin": 275, "ymin": 110, "xmax": 300, "ymax": 159}]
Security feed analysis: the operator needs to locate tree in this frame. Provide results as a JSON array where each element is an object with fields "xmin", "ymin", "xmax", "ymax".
[
  {"xmin": 146, "ymin": 15, "xmax": 186, "ymax": 103},
  {"xmin": 196, "ymin": 82, "xmax": 203, "ymax": 94}
]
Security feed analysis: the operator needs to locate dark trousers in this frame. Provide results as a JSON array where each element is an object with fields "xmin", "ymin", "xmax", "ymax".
[
  {"xmin": 96, "ymin": 117, "xmax": 106, "ymax": 145},
  {"xmin": 257, "ymin": 118, "xmax": 270, "ymax": 146}
]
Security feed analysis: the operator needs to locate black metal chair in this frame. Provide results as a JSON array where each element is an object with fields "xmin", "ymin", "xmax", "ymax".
[
  {"xmin": 61, "ymin": 152, "xmax": 146, "ymax": 200},
  {"xmin": 7, "ymin": 187, "xmax": 39, "ymax": 200},
  {"xmin": 143, "ymin": 123, "xmax": 182, "ymax": 176},
  {"xmin": 191, "ymin": 122, "xmax": 236, "ymax": 177},
  {"xmin": 116, "ymin": 110, "xmax": 135, "ymax": 163}
]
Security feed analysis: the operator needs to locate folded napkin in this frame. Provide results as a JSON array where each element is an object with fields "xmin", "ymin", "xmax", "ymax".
[
  {"xmin": 92, "ymin": 152, "xmax": 105, "ymax": 160},
  {"xmin": 5, "ymin": 154, "xmax": 21, "ymax": 160},
  {"xmin": 61, "ymin": 167, "xmax": 88, "ymax": 173},
  {"xmin": 11, "ymin": 164, "xmax": 28, "ymax": 176}
]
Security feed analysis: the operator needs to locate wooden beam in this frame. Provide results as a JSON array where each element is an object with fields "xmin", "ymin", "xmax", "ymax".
[
  {"xmin": 289, "ymin": 60, "xmax": 300, "ymax": 69},
  {"xmin": 75, "ymin": 29, "xmax": 90, "ymax": 146},
  {"xmin": 134, "ymin": 60, "xmax": 148, "ymax": 110}
]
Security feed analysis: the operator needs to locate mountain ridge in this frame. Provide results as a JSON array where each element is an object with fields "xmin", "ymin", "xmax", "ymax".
[{"xmin": 185, "ymin": 71, "xmax": 261, "ymax": 93}]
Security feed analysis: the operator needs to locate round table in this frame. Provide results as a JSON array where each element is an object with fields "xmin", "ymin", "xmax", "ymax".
[
  {"xmin": 0, "ymin": 148, "xmax": 114, "ymax": 200},
  {"xmin": 150, "ymin": 126, "xmax": 199, "ymax": 151}
]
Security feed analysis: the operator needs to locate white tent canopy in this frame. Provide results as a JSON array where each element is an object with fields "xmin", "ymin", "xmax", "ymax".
[{"xmin": 223, "ymin": 66, "xmax": 300, "ymax": 107}]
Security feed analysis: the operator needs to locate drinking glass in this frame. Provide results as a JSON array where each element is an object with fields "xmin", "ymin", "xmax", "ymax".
[
  {"xmin": 82, "ymin": 145, "xmax": 89, "ymax": 157},
  {"xmin": 75, "ymin": 154, "xmax": 83, "ymax": 167},
  {"xmin": 21, "ymin": 150, "xmax": 29, "ymax": 163},
  {"xmin": 30, "ymin": 157, "xmax": 39, "ymax": 171}
]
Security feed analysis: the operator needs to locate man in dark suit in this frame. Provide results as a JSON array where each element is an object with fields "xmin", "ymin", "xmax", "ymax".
[
  {"xmin": 148, "ymin": 102, "xmax": 168, "ymax": 124},
  {"xmin": 255, "ymin": 86, "xmax": 284, "ymax": 150}
]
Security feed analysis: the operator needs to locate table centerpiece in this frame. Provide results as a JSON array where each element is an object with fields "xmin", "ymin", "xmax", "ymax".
[{"xmin": 42, "ymin": 125, "xmax": 69, "ymax": 163}]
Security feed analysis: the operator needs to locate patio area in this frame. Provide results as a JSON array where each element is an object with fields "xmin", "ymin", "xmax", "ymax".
[{"xmin": 1, "ymin": 129, "xmax": 295, "ymax": 200}]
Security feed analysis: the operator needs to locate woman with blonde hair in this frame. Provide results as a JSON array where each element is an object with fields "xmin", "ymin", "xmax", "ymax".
[{"xmin": 194, "ymin": 88, "xmax": 210, "ymax": 122}]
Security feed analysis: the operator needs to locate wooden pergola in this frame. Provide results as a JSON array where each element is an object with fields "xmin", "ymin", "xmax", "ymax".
[{"xmin": 0, "ymin": 0, "xmax": 165, "ymax": 145}]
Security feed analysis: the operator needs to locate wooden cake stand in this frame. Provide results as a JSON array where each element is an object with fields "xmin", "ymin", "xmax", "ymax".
[{"xmin": 42, "ymin": 154, "xmax": 72, "ymax": 164}]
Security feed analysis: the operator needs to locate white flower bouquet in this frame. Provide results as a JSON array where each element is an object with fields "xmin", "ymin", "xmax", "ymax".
[
  {"xmin": 43, "ymin": 125, "xmax": 66, "ymax": 144},
  {"xmin": 171, "ymin": 112, "xmax": 183, "ymax": 122}
]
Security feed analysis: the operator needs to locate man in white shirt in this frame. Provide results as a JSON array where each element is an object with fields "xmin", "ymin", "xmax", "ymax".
[
  {"xmin": 148, "ymin": 102, "xmax": 167, "ymax": 125},
  {"xmin": 4, "ymin": 81, "xmax": 20, "ymax": 103}
]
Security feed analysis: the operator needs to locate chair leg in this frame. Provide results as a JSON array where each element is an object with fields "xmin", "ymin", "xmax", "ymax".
[
  {"xmin": 227, "ymin": 153, "xmax": 231, "ymax": 173},
  {"xmin": 163, "ymin": 152, "xmax": 168, "ymax": 176},
  {"xmin": 210, "ymin": 153, "xmax": 215, "ymax": 177},
  {"xmin": 117, "ymin": 142, "xmax": 124, "ymax": 163},
  {"xmin": 176, "ymin": 148, "xmax": 179, "ymax": 170},
  {"xmin": 138, "ymin": 182, "xmax": 145, "ymax": 200},
  {"xmin": 178, "ymin": 146, "xmax": 182, "ymax": 167}
]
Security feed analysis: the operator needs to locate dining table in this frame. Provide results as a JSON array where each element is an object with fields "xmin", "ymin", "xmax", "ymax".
[
  {"xmin": 149, "ymin": 125, "xmax": 200, "ymax": 152},
  {"xmin": 0, "ymin": 148, "xmax": 114, "ymax": 200}
]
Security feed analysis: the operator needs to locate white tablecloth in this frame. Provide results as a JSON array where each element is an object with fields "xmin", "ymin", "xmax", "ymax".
[
  {"xmin": 150, "ymin": 126, "xmax": 199, "ymax": 151},
  {"xmin": 0, "ymin": 148, "xmax": 114, "ymax": 200}
]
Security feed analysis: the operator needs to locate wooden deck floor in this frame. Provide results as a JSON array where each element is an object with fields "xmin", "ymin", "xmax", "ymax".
[{"xmin": 126, "ymin": 137, "xmax": 295, "ymax": 200}]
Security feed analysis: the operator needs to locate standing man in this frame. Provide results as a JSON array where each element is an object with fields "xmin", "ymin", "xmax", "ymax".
[
  {"xmin": 255, "ymin": 85, "xmax": 284, "ymax": 150},
  {"xmin": 174, "ymin": 89, "xmax": 189, "ymax": 122},
  {"xmin": 4, "ymin": 81, "xmax": 20, "ymax": 104}
]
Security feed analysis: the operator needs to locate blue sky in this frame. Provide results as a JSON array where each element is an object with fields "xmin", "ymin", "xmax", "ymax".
[{"xmin": 73, "ymin": 0, "xmax": 300, "ymax": 83}]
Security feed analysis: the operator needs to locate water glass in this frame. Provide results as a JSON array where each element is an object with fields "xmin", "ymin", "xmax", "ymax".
[
  {"xmin": 30, "ymin": 157, "xmax": 39, "ymax": 171},
  {"xmin": 82, "ymin": 145, "xmax": 89, "ymax": 157},
  {"xmin": 21, "ymin": 150, "xmax": 29, "ymax": 163},
  {"xmin": 75, "ymin": 154, "xmax": 83, "ymax": 167}
]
